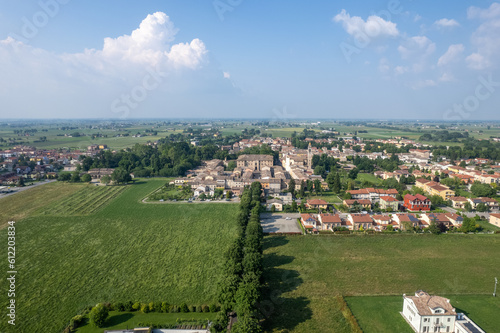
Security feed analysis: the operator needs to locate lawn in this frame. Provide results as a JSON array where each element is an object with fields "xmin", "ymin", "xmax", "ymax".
[
  {"xmin": 76, "ymin": 311, "xmax": 216, "ymax": 333},
  {"xmin": 261, "ymin": 234, "xmax": 500, "ymax": 332},
  {"xmin": 309, "ymin": 192, "xmax": 342, "ymax": 203},
  {"xmin": 0, "ymin": 179, "xmax": 240, "ymax": 333},
  {"xmin": 356, "ymin": 173, "xmax": 382, "ymax": 186},
  {"xmin": 345, "ymin": 295, "xmax": 500, "ymax": 333}
]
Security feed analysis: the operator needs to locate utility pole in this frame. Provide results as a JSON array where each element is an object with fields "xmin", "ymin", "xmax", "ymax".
[{"xmin": 494, "ymin": 277, "xmax": 498, "ymax": 297}]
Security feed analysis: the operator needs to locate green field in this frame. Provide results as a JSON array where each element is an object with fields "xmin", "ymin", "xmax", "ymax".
[
  {"xmin": 346, "ymin": 295, "xmax": 500, "ymax": 333},
  {"xmin": 261, "ymin": 234, "xmax": 500, "ymax": 332},
  {"xmin": 0, "ymin": 179, "xmax": 239, "ymax": 333},
  {"xmin": 76, "ymin": 312, "xmax": 216, "ymax": 333}
]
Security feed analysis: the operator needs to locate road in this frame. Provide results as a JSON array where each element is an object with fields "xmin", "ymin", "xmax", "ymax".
[
  {"xmin": 0, "ymin": 180, "xmax": 57, "ymax": 199},
  {"xmin": 441, "ymin": 206, "xmax": 498, "ymax": 219}
]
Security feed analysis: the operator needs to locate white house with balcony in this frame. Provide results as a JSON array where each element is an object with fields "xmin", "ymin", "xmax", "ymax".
[{"xmin": 401, "ymin": 291, "xmax": 484, "ymax": 333}]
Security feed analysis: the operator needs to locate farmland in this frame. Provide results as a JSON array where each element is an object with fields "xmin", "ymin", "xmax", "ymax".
[
  {"xmin": 0, "ymin": 179, "xmax": 239, "ymax": 333},
  {"xmin": 261, "ymin": 234, "xmax": 500, "ymax": 332}
]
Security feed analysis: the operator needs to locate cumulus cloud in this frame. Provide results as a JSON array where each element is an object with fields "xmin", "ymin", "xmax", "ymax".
[
  {"xmin": 398, "ymin": 36, "xmax": 436, "ymax": 60},
  {"xmin": 434, "ymin": 18, "xmax": 460, "ymax": 28},
  {"xmin": 0, "ymin": 12, "xmax": 210, "ymax": 118},
  {"xmin": 466, "ymin": 3, "xmax": 500, "ymax": 70},
  {"xmin": 223, "ymin": 72, "xmax": 231, "ymax": 79},
  {"xmin": 438, "ymin": 44, "xmax": 464, "ymax": 66},
  {"xmin": 333, "ymin": 9, "xmax": 399, "ymax": 39}
]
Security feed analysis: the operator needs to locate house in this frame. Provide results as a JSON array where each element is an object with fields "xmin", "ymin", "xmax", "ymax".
[
  {"xmin": 415, "ymin": 178, "xmax": 455, "ymax": 200},
  {"xmin": 343, "ymin": 199, "xmax": 371, "ymax": 210},
  {"xmin": 318, "ymin": 214, "xmax": 348, "ymax": 231},
  {"xmin": 348, "ymin": 214, "xmax": 373, "ymax": 230},
  {"xmin": 444, "ymin": 213, "xmax": 463, "ymax": 227},
  {"xmin": 422, "ymin": 213, "xmax": 452, "ymax": 228},
  {"xmin": 306, "ymin": 199, "xmax": 328, "ymax": 210},
  {"xmin": 379, "ymin": 196, "xmax": 400, "ymax": 211},
  {"xmin": 467, "ymin": 197, "xmax": 499, "ymax": 210},
  {"xmin": 489, "ymin": 213, "xmax": 500, "ymax": 227},
  {"xmin": 275, "ymin": 192, "xmax": 293, "ymax": 205},
  {"xmin": 402, "ymin": 290, "xmax": 456, "ymax": 333},
  {"xmin": 266, "ymin": 199, "xmax": 283, "ymax": 211},
  {"xmin": 372, "ymin": 215, "xmax": 394, "ymax": 231},
  {"xmin": 300, "ymin": 213, "xmax": 320, "ymax": 230},
  {"xmin": 393, "ymin": 214, "xmax": 421, "ymax": 230},
  {"xmin": 449, "ymin": 196, "xmax": 468, "ymax": 209},
  {"xmin": 404, "ymin": 194, "xmax": 431, "ymax": 211},
  {"xmin": 401, "ymin": 291, "xmax": 484, "ymax": 333}
]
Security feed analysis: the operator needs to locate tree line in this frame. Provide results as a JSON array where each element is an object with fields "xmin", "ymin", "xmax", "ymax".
[{"xmin": 212, "ymin": 182, "xmax": 264, "ymax": 333}]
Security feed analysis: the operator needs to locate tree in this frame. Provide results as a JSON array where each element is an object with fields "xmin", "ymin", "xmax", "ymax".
[
  {"xmin": 476, "ymin": 203, "xmax": 489, "ymax": 212},
  {"xmin": 81, "ymin": 174, "xmax": 92, "ymax": 183},
  {"xmin": 101, "ymin": 175, "xmax": 111, "ymax": 185},
  {"xmin": 112, "ymin": 168, "xmax": 131, "ymax": 184},
  {"xmin": 348, "ymin": 168, "xmax": 359, "ymax": 180},
  {"xmin": 226, "ymin": 191, "xmax": 233, "ymax": 199},
  {"xmin": 333, "ymin": 172, "xmax": 341, "ymax": 194},
  {"xmin": 58, "ymin": 172, "xmax": 71, "ymax": 182},
  {"xmin": 270, "ymin": 204, "xmax": 276, "ymax": 213},
  {"xmin": 89, "ymin": 303, "xmax": 109, "ymax": 327},
  {"xmin": 428, "ymin": 220, "xmax": 441, "ymax": 234},
  {"xmin": 288, "ymin": 179, "xmax": 296, "ymax": 197},
  {"xmin": 464, "ymin": 202, "xmax": 473, "ymax": 212},
  {"xmin": 471, "ymin": 183, "xmax": 495, "ymax": 197},
  {"xmin": 16, "ymin": 177, "xmax": 25, "ymax": 187},
  {"xmin": 70, "ymin": 171, "xmax": 80, "ymax": 183}
]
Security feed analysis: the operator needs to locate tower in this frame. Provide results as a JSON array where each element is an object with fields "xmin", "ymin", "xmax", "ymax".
[{"xmin": 307, "ymin": 142, "xmax": 312, "ymax": 171}]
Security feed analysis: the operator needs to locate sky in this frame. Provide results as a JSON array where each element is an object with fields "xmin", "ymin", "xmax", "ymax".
[{"xmin": 0, "ymin": 0, "xmax": 499, "ymax": 121}]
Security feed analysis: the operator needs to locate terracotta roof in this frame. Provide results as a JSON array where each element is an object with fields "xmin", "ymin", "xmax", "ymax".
[
  {"xmin": 320, "ymin": 214, "xmax": 342, "ymax": 223},
  {"xmin": 380, "ymin": 196, "xmax": 398, "ymax": 202},
  {"xmin": 450, "ymin": 196, "xmax": 468, "ymax": 202},
  {"xmin": 405, "ymin": 291, "xmax": 456, "ymax": 316},
  {"xmin": 307, "ymin": 199, "xmax": 328, "ymax": 205},
  {"xmin": 490, "ymin": 213, "xmax": 500, "ymax": 219},
  {"xmin": 372, "ymin": 215, "xmax": 391, "ymax": 221},
  {"xmin": 350, "ymin": 214, "xmax": 373, "ymax": 223},
  {"xmin": 405, "ymin": 194, "xmax": 429, "ymax": 202}
]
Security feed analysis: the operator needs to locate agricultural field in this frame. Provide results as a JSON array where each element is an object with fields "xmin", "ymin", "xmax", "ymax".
[
  {"xmin": 346, "ymin": 295, "xmax": 500, "ymax": 333},
  {"xmin": 261, "ymin": 234, "xmax": 500, "ymax": 332},
  {"xmin": 0, "ymin": 181, "xmax": 85, "ymax": 229},
  {"xmin": 0, "ymin": 179, "xmax": 240, "ymax": 333},
  {"xmin": 37, "ymin": 185, "xmax": 127, "ymax": 216}
]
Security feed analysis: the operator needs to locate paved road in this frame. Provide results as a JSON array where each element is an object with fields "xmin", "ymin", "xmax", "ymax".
[
  {"xmin": 0, "ymin": 180, "xmax": 56, "ymax": 199},
  {"xmin": 260, "ymin": 213, "xmax": 302, "ymax": 233},
  {"xmin": 441, "ymin": 206, "xmax": 498, "ymax": 219}
]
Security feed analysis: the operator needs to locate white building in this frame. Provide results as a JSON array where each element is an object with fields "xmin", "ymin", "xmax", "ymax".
[{"xmin": 401, "ymin": 291, "xmax": 485, "ymax": 333}]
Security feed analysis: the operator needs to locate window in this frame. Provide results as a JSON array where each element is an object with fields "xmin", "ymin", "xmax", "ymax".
[
  {"xmin": 423, "ymin": 327, "xmax": 428, "ymax": 333},
  {"xmin": 436, "ymin": 318, "xmax": 440, "ymax": 324},
  {"xmin": 447, "ymin": 318, "xmax": 451, "ymax": 322},
  {"xmin": 446, "ymin": 326, "xmax": 450, "ymax": 332}
]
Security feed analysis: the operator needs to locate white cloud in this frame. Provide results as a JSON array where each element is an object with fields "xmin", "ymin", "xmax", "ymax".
[
  {"xmin": 394, "ymin": 66, "xmax": 409, "ymax": 75},
  {"xmin": 438, "ymin": 44, "xmax": 464, "ymax": 66},
  {"xmin": 414, "ymin": 14, "xmax": 422, "ymax": 22},
  {"xmin": 411, "ymin": 79, "xmax": 437, "ymax": 89},
  {"xmin": 0, "ymin": 12, "xmax": 211, "ymax": 118},
  {"xmin": 398, "ymin": 36, "xmax": 436, "ymax": 60},
  {"xmin": 223, "ymin": 71, "xmax": 231, "ymax": 79},
  {"xmin": 333, "ymin": 9, "xmax": 399, "ymax": 39},
  {"xmin": 466, "ymin": 3, "xmax": 500, "ymax": 70},
  {"xmin": 434, "ymin": 18, "xmax": 460, "ymax": 28},
  {"xmin": 439, "ymin": 73, "xmax": 454, "ymax": 82}
]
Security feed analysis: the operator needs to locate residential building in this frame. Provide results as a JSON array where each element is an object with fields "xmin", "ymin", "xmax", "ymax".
[
  {"xmin": 449, "ymin": 196, "xmax": 468, "ymax": 209},
  {"xmin": 401, "ymin": 291, "xmax": 484, "ymax": 333},
  {"xmin": 306, "ymin": 199, "xmax": 328, "ymax": 210},
  {"xmin": 489, "ymin": 213, "xmax": 500, "ymax": 227},
  {"xmin": 379, "ymin": 196, "xmax": 400, "ymax": 211},
  {"xmin": 318, "ymin": 214, "xmax": 347, "ymax": 231},
  {"xmin": 265, "ymin": 199, "xmax": 283, "ymax": 211},
  {"xmin": 348, "ymin": 214, "xmax": 374, "ymax": 230},
  {"xmin": 404, "ymin": 194, "xmax": 431, "ymax": 211},
  {"xmin": 300, "ymin": 214, "xmax": 320, "ymax": 231},
  {"xmin": 343, "ymin": 199, "xmax": 371, "ymax": 210}
]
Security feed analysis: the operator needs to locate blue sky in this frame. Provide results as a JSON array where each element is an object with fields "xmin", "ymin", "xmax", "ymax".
[{"xmin": 0, "ymin": 0, "xmax": 499, "ymax": 120}]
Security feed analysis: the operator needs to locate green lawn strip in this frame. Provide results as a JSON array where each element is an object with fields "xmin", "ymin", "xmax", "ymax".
[
  {"xmin": 0, "ymin": 179, "xmax": 239, "ymax": 333},
  {"xmin": 76, "ymin": 312, "xmax": 216, "ymax": 333}
]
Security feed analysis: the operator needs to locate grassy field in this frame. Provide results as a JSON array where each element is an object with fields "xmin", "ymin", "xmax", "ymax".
[
  {"xmin": 356, "ymin": 173, "xmax": 382, "ymax": 186},
  {"xmin": 309, "ymin": 192, "xmax": 343, "ymax": 203},
  {"xmin": 0, "ymin": 179, "xmax": 239, "ymax": 333},
  {"xmin": 0, "ymin": 182, "xmax": 85, "ymax": 229},
  {"xmin": 76, "ymin": 312, "xmax": 216, "ymax": 333},
  {"xmin": 346, "ymin": 295, "xmax": 500, "ymax": 333},
  {"xmin": 261, "ymin": 234, "xmax": 500, "ymax": 332}
]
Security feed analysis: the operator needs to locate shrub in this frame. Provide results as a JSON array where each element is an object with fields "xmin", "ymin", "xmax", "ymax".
[
  {"xmin": 114, "ymin": 302, "xmax": 125, "ymax": 312},
  {"xmin": 170, "ymin": 305, "xmax": 179, "ymax": 313},
  {"xmin": 209, "ymin": 303, "xmax": 219, "ymax": 313},
  {"xmin": 161, "ymin": 302, "xmax": 170, "ymax": 313},
  {"xmin": 196, "ymin": 305, "xmax": 203, "ymax": 313},
  {"xmin": 124, "ymin": 301, "xmax": 133, "ymax": 311},
  {"xmin": 141, "ymin": 303, "xmax": 151, "ymax": 313},
  {"xmin": 132, "ymin": 302, "xmax": 141, "ymax": 311},
  {"xmin": 202, "ymin": 305, "xmax": 210, "ymax": 313},
  {"xmin": 180, "ymin": 303, "xmax": 189, "ymax": 313},
  {"xmin": 70, "ymin": 315, "xmax": 84, "ymax": 329},
  {"xmin": 188, "ymin": 305, "xmax": 196, "ymax": 313},
  {"xmin": 89, "ymin": 303, "xmax": 109, "ymax": 328}
]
